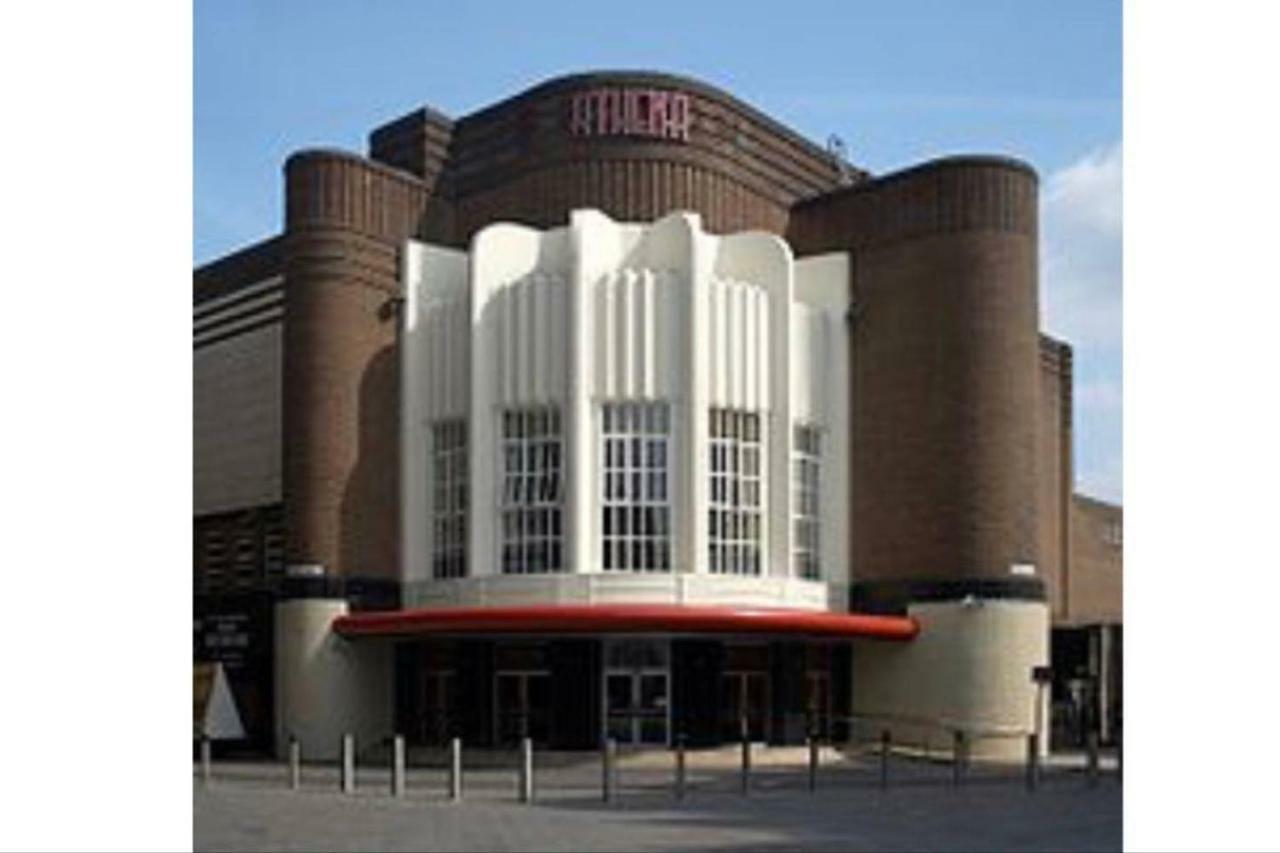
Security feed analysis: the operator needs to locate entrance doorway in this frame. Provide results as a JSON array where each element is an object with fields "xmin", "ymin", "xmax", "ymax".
[
  {"xmin": 721, "ymin": 671, "xmax": 769, "ymax": 741},
  {"xmin": 605, "ymin": 670, "xmax": 669, "ymax": 745},
  {"xmin": 494, "ymin": 671, "xmax": 551, "ymax": 746},
  {"xmin": 805, "ymin": 670, "xmax": 831, "ymax": 740},
  {"xmin": 601, "ymin": 638, "xmax": 670, "ymax": 746},
  {"xmin": 419, "ymin": 671, "xmax": 456, "ymax": 744}
]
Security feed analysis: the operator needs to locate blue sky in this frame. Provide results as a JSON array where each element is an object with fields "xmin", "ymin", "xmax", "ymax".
[{"xmin": 195, "ymin": 0, "xmax": 1122, "ymax": 503}]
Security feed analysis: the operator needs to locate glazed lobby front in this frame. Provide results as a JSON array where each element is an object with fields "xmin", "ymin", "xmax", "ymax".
[
  {"xmin": 194, "ymin": 71, "xmax": 1122, "ymax": 762},
  {"xmin": 338, "ymin": 616, "xmax": 917, "ymax": 751}
]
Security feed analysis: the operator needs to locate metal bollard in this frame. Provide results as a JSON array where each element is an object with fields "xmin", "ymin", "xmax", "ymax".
[
  {"xmin": 341, "ymin": 733, "xmax": 355, "ymax": 794},
  {"xmin": 391, "ymin": 735, "xmax": 405, "ymax": 798},
  {"xmin": 952, "ymin": 730, "xmax": 966, "ymax": 787},
  {"xmin": 448, "ymin": 737, "xmax": 462, "ymax": 801},
  {"xmin": 601, "ymin": 737, "xmax": 616, "ymax": 803},
  {"xmin": 199, "ymin": 735, "xmax": 212, "ymax": 784},
  {"xmin": 288, "ymin": 737, "xmax": 301, "ymax": 790},
  {"xmin": 739, "ymin": 719, "xmax": 751, "ymax": 796},
  {"xmin": 807, "ymin": 735, "xmax": 818, "ymax": 792},
  {"xmin": 1086, "ymin": 731, "xmax": 1099, "ymax": 788},
  {"xmin": 675, "ymin": 732, "xmax": 687, "ymax": 801},
  {"xmin": 880, "ymin": 730, "xmax": 890, "ymax": 791},
  {"xmin": 1025, "ymin": 733, "xmax": 1039, "ymax": 792},
  {"xmin": 518, "ymin": 737, "xmax": 533, "ymax": 803}
]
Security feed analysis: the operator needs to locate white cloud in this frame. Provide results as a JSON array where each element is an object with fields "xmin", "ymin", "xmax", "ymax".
[
  {"xmin": 1040, "ymin": 142, "xmax": 1123, "ymax": 504},
  {"xmin": 1041, "ymin": 142, "xmax": 1123, "ymax": 353},
  {"xmin": 1044, "ymin": 144, "xmax": 1123, "ymax": 236}
]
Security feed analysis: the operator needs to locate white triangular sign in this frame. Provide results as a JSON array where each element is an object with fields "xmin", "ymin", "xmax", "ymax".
[{"xmin": 204, "ymin": 663, "xmax": 246, "ymax": 741}]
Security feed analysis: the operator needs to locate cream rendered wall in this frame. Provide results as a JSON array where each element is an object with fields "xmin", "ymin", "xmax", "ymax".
[
  {"xmin": 468, "ymin": 224, "xmax": 572, "ymax": 580},
  {"xmin": 402, "ymin": 210, "xmax": 852, "ymax": 611},
  {"xmin": 274, "ymin": 598, "xmax": 392, "ymax": 760},
  {"xmin": 851, "ymin": 599, "xmax": 1050, "ymax": 761},
  {"xmin": 582, "ymin": 210, "xmax": 693, "ymax": 578},
  {"xmin": 793, "ymin": 253, "xmax": 851, "ymax": 589},
  {"xmin": 708, "ymin": 232, "xmax": 790, "ymax": 577},
  {"xmin": 401, "ymin": 243, "xmax": 469, "ymax": 586}
]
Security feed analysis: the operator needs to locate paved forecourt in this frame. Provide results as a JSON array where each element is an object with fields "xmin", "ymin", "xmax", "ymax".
[{"xmin": 194, "ymin": 753, "xmax": 1121, "ymax": 852}]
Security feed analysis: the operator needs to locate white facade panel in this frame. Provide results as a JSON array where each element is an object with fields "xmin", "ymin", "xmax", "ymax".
[
  {"xmin": 591, "ymin": 268, "xmax": 682, "ymax": 401},
  {"xmin": 795, "ymin": 253, "xmax": 851, "ymax": 588},
  {"xmin": 402, "ymin": 210, "xmax": 852, "ymax": 610},
  {"xmin": 401, "ymin": 242, "xmax": 469, "ymax": 585}
]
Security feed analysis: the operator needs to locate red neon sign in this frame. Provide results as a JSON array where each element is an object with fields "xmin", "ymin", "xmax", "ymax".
[{"xmin": 569, "ymin": 88, "xmax": 691, "ymax": 142}]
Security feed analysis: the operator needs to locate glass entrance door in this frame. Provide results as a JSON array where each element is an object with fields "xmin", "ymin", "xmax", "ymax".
[
  {"xmin": 494, "ymin": 671, "xmax": 551, "ymax": 746},
  {"xmin": 605, "ymin": 670, "xmax": 669, "ymax": 745},
  {"xmin": 418, "ymin": 671, "xmax": 456, "ymax": 744},
  {"xmin": 805, "ymin": 670, "xmax": 831, "ymax": 740},
  {"xmin": 721, "ymin": 672, "xmax": 769, "ymax": 742}
]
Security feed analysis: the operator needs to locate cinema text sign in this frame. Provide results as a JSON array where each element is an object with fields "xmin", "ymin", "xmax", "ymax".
[{"xmin": 569, "ymin": 87, "xmax": 691, "ymax": 142}]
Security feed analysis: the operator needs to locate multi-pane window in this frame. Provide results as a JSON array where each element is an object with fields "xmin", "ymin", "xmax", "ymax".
[
  {"xmin": 601, "ymin": 402, "xmax": 671, "ymax": 572},
  {"xmin": 500, "ymin": 408, "xmax": 564, "ymax": 574},
  {"xmin": 1104, "ymin": 520, "xmax": 1123, "ymax": 548},
  {"xmin": 432, "ymin": 420, "xmax": 468, "ymax": 579},
  {"xmin": 792, "ymin": 424, "xmax": 821, "ymax": 580},
  {"xmin": 708, "ymin": 409, "xmax": 763, "ymax": 575}
]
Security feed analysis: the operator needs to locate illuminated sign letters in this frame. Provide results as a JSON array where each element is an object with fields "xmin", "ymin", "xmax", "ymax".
[{"xmin": 569, "ymin": 88, "xmax": 691, "ymax": 142}]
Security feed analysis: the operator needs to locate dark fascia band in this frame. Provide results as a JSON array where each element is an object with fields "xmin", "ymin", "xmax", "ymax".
[
  {"xmin": 279, "ymin": 575, "xmax": 402, "ymax": 611},
  {"xmin": 850, "ymin": 578, "xmax": 1046, "ymax": 616}
]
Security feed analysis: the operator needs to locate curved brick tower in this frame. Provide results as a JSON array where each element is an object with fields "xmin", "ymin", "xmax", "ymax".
[
  {"xmin": 789, "ymin": 157, "xmax": 1048, "ymax": 759},
  {"xmin": 790, "ymin": 156, "xmax": 1042, "ymax": 601},
  {"xmin": 281, "ymin": 151, "xmax": 431, "ymax": 590}
]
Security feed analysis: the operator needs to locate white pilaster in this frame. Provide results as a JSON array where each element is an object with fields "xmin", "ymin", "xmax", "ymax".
[{"xmin": 685, "ymin": 218, "xmax": 712, "ymax": 574}]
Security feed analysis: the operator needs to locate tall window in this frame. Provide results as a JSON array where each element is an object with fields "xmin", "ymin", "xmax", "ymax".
[
  {"xmin": 500, "ymin": 408, "xmax": 564, "ymax": 574},
  {"xmin": 601, "ymin": 402, "xmax": 671, "ymax": 572},
  {"xmin": 709, "ymin": 409, "xmax": 762, "ymax": 575},
  {"xmin": 792, "ymin": 424, "xmax": 821, "ymax": 580},
  {"xmin": 432, "ymin": 420, "xmax": 468, "ymax": 579}
]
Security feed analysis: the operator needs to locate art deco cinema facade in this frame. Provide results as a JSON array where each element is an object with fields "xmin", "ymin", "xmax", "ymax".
[{"xmin": 194, "ymin": 71, "xmax": 1123, "ymax": 761}]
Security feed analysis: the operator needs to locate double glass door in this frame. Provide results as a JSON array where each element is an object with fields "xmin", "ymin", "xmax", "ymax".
[
  {"xmin": 605, "ymin": 670, "xmax": 669, "ymax": 745},
  {"xmin": 494, "ymin": 671, "xmax": 551, "ymax": 746}
]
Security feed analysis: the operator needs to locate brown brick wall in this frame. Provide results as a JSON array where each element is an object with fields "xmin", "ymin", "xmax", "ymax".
[
  {"xmin": 194, "ymin": 236, "xmax": 283, "ymax": 305},
  {"xmin": 282, "ymin": 150, "xmax": 431, "ymax": 580},
  {"xmin": 194, "ymin": 239, "xmax": 287, "ymax": 596},
  {"xmin": 790, "ymin": 158, "xmax": 1041, "ymax": 587},
  {"xmin": 1038, "ymin": 336, "xmax": 1073, "ymax": 619},
  {"xmin": 368, "ymin": 71, "xmax": 850, "ymax": 245},
  {"xmin": 452, "ymin": 157, "xmax": 790, "ymax": 243},
  {"xmin": 1066, "ymin": 495, "xmax": 1123, "ymax": 625}
]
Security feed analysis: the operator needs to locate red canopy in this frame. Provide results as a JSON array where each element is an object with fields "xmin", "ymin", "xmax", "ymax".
[{"xmin": 333, "ymin": 603, "xmax": 918, "ymax": 641}]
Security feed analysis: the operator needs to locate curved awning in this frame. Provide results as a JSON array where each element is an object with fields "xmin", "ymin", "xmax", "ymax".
[{"xmin": 332, "ymin": 603, "xmax": 918, "ymax": 641}]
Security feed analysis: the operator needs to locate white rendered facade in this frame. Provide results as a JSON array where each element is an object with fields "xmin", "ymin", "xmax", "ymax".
[{"xmin": 401, "ymin": 210, "xmax": 851, "ymax": 611}]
